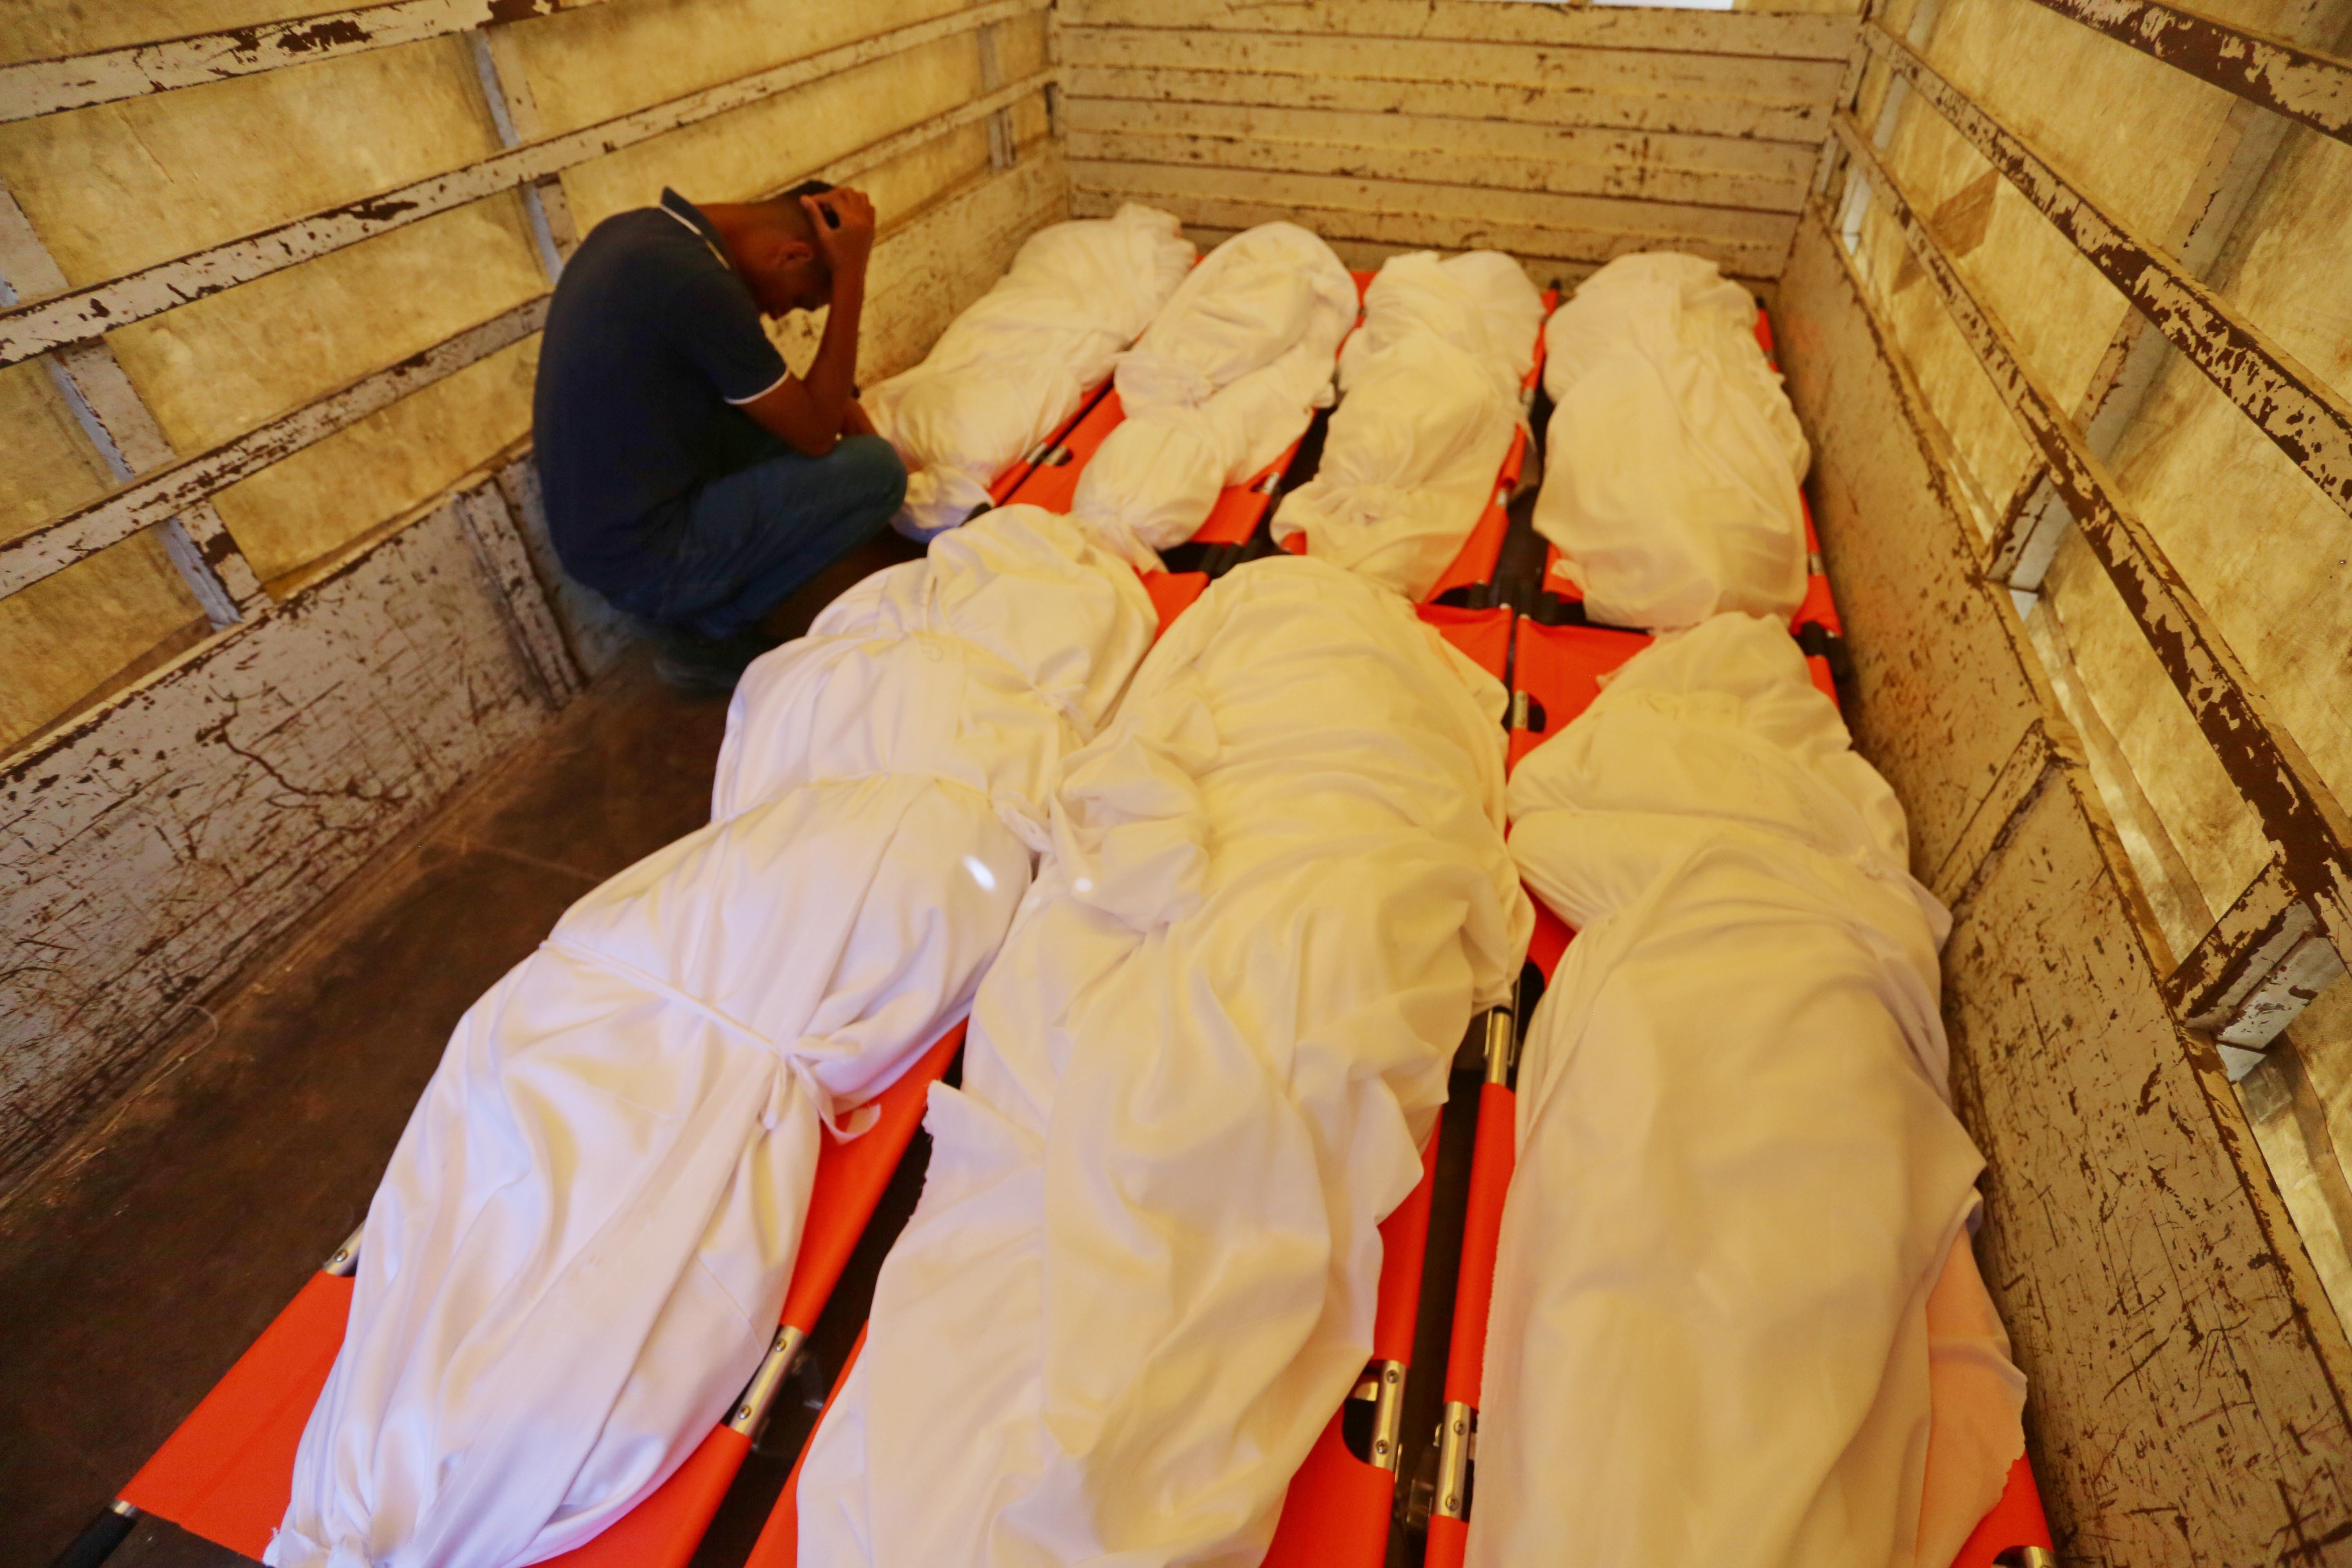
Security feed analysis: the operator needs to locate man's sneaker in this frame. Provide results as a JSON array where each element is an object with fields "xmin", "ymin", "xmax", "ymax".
[{"xmin": 636, "ymin": 621, "xmax": 772, "ymax": 695}]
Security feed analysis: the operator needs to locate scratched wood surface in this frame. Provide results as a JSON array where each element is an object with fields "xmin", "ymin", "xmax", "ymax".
[
  {"xmin": 1782, "ymin": 201, "xmax": 2352, "ymax": 1566},
  {"xmin": 1779, "ymin": 208, "xmax": 2045, "ymax": 879},
  {"xmin": 1058, "ymin": 0, "xmax": 1849, "ymax": 280},
  {"xmin": 0, "ymin": 16, "xmax": 1066, "ymax": 1187},
  {"xmin": 0, "ymin": 487, "xmax": 551, "ymax": 1191}
]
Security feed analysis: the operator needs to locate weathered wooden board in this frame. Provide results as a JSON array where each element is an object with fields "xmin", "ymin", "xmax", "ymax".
[
  {"xmin": 1869, "ymin": 26, "xmax": 2352, "ymax": 522},
  {"xmin": 1061, "ymin": 0, "xmax": 1857, "ymax": 58},
  {"xmin": 1840, "ymin": 114, "xmax": 2352, "ymax": 975},
  {"xmin": 1782, "ymin": 197, "xmax": 2352, "ymax": 1567},
  {"xmin": 1778, "ymin": 205, "xmax": 2047, "ymax": 880},
  {"xmin": 2016, "ymin": 0, "xmax": 2352, "ymax": 146},
  {"xmin": 1071, "ymin": 161, "xmax": 1797, "ymax": 282},
  {"xmin": 1064, "ymin": 100, "xmax": 1815, "ymax": 213},
  {"xmin": 0, "ymin": 485, "xmax": 551, "ymax": 1191},
  {"xmin": 1, "ymin": 296, "xmax": 548, "ymax": 598},
  {"xmin": 1062, "ymin": 27, "xmax": 1849, "ymax": 121},
  {"xmin": 1946, "ymin": 769, "xmax": 2352, "ymax": 1565},
  {"xmin": 1064, "ymin": 61, "xmax": 1831, "ymax": 144},
  {"xmin": 0, "ymin": 0, "xmax": 608, "ymax": 124},
  {"xmin": 0, "ymin": 1, "xmax": 1046, "ymax": 365}
]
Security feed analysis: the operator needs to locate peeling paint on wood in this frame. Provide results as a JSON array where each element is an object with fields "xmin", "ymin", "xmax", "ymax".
[
  {"xmin": 0, "ymin": 73, "xmax": 1058, "ymax": 601},
  {"xmin": 456, "ymin": 468, "xmax": 579, "ymax": 707},
  {"xmin": 1069, "ymin": 164, "xmax": 1796, "ymax": 277},
  {"xmin": 1063, "ymin": 0, "xmax": 1858, "ymax": 60},
  {"xmin": 1780, "ymin": 201, "xmax": 2352, "ymax": 1566},
  {"xmin": 1065, "ymin": 109, "xmax": 1813, "ymax": 213},
  {"xmin": 0, "ymin": 0, "xmax": 608, "ymax": 125},
  {"xmin": 0, "ymin": 484, "xmax": 550, "ymax": 1189},
  {"xmin": 1866, "ymin": 27, "xmax": 2352, "ymax": 526},
  {"xmin": 1776, "ymin": 202, "xmax": 2052, "ymax": 881},
  {"xmin": 1063, "ymin": 64, "xmax": 1831, "ymax": 143},
  {"xmin": 2017, "ymin": 0, "xmax": 2352, "ymax": 147},
  {"xmin": 0, "ymin": 1, "xmax": 1051, "ymax": 367},
  {"xmin": 1063, "ymin": 27, "xmax": 1847, "ymax": 131},
  {"xmin": 0, "ymin": 296, "xmax": 549, "ymax": 599},
  {"xmin": 1837, "ymin": 112, "xmax": 2352, "ymax": 983}
]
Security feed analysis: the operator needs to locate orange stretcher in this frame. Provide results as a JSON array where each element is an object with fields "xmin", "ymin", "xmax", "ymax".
[
  {"xmin": 98, "ymin": 1023, "xmax": 966, "ymax": 1568},
  {"xmin": 1278, "ymin": 287, "xmax": 1559, "ymax": 612},
  {"xmin": 62, "ymin": 374, "xmax": 1184, "ymax": 1568},
  {"xmin": 731, "ymin": 600, "xmax": 1518, "ymax": 1568},
  {"xmin": 1419, "ymin": 610, "xmax": 2055, "ymax": 1568},
  {"xmin": 1532, "ymin": 307, "xmax": 1846, "ymax": 706}
]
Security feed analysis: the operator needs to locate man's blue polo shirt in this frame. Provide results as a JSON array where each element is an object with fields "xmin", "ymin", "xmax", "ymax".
[{"xmin": 532, "ymin": 188, "xmax": 790, "ymax": 593}]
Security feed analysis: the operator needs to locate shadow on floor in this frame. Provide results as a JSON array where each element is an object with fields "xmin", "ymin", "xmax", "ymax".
[
  {"xmin": 0, "ymin": 650, "xmax": 731, "ymax": 1568},
  {"xmin": 2, "ymin": 532, "xmax": 939, "ymax": 1568}
]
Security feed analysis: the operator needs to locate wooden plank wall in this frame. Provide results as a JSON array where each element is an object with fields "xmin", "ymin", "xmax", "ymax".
[
  {"xmin": 1781, "ymin": 202, "xmax": 2352, "ymax": 1565},
  {"xmin": 0, "ymin": 2, "xmax": 1068, "ymax": 1194},
  {"xmin": 1057, "ymin": 0, "xmax": 1856, "ymax": 287}
]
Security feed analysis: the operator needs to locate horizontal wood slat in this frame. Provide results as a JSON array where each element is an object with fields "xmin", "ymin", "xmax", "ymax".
[
  {"xmin": 1065, "ymin": 63, "xmax": 1831, "ymax": 143},
  {"xmin": 0, "ymin": 94, "xmax": 1056, "ymax": 599},
  {"xmin": 1061, "ymin": 0, "xmax": 1856, "ymax": 60},
  {"xmin": 1835, "ymin": 114, "xmax": 2352, "ymax": 975},
  {"xmin": 1070, "ymin": 164, "xmax": 1793, "ymax": 278},
  {"xmin": 0, "ymin": 0, "xmax": 608, "ymax": 124},
  {"xmin": 1063, "ymin": 27, "xmax": 1846, "ymax": 107},
  {"xmin": 0, "ymin": 298, "xmax": 548, "ymax": 599},
  {"xmin": 2018, "ymin": 0, "xmax": 2352, "ymax": 146},
  {"xmin": 0, "ymin": 1, "xmax": 1049, "ymax": 367},
  {"xmin": 1865, "ymin": 27, "xmax": 2352, "ymax": 525},
  {"xmin": 1064, "ymin": 99, "xmax": 1814, "ymax": 213}
]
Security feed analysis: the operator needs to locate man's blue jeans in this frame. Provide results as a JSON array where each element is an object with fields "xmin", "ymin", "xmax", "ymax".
[{"xmin": 618, "ymin": 434, "xmax": 907, "ymax": 639}]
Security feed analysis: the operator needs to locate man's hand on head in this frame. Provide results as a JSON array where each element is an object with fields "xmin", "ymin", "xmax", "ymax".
[{"xmin": 801, "ymin": 187, "xmax": 875, "ymax": 284}]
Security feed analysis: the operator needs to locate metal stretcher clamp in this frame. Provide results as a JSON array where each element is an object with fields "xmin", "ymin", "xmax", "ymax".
[
  {"xmin": 1344, "ymin": 1359, "xmax": 1407, "ymax": 1472},
  {"xmin": 1432, "ymin": 1401, "xmax": 1476, "ymax": 1521},
  {"xmin": 725, "ymin": 1323, "xmax": 809, "ymax": 1442}
]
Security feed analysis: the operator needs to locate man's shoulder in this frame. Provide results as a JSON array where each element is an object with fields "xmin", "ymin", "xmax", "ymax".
[{"xmin": 574, "ymin": 205, "xmax": 705, "ymax": 271}]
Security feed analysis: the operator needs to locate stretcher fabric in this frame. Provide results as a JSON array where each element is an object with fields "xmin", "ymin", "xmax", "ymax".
[
  {"xmin": 1069, "ymin": 223, "xmax": 1356, "ymax": 568},
  {"xmin": 795, "ymin": 557, "xmax": 1533, "ymax": 1568},
  {"xmin": 1474, "ymin": 612, "xmax": 2022, "ymax": 1568},
  {"xmin": 267, "ymin": 508, "xmax": 1158, "ymax": 1568},
  {"xmin": 868, "ymin": 205, "xmax": 1194, "ymax": 539},
  {"xmin": 1536, "ymin": 254, "xmax": 1811, "ymax": 631},
  {"xmin": 1274, "ymin": 252, "xmax": 1544, "ymax": 599}
]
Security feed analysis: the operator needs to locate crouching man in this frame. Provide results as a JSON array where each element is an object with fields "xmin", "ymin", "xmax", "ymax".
[{"xmin": 532, "ymin": 180, "xmax": 909, "ymax": 690}]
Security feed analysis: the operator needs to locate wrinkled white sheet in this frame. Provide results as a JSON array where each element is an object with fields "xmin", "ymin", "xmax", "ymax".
[
  {"xmin": 1070, "ymin": 223, "xmax": 1356, "ymax": 569},
  {"xmin": 1274, "ymin": 250, "xmax": 1544, "ymax": 599},
  {"xmin": 270, "ymin": 508, "xmax": 1157, "ymax": 1568},
  {"xmin": 868, "ymin": 205, "xmax": 1195, "ymax": 539},
  {"xmin": 1536, "ymin": 253, "xmax": 1811, "ymax": 631},
  {"xmin": 1470, "ymin": 612, "xmax": 2022, "ymax": 1568},
  {"xmin": 797, "ymin": 558, "xmax": 1532, "ymax": 1568}
]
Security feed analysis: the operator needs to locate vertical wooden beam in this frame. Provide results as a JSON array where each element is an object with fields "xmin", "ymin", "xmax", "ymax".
[
  {"xmin": 1835, "ymin": 112, "xmax": 2352, "ymax": 1015},
  {"xmin": 466, "ymin": 25, "xmax": 575, "ymax": 282},
  {"xmin": 0, "ymin": 180, "xmax": 263, "ymax": 627},
  {"xmin": 977, "ymin": 20, "xmax": 1019, "ymax": 171},
  {"xmin": 456, "ymin": 476, "xmax": 581, "ymax": 705}
]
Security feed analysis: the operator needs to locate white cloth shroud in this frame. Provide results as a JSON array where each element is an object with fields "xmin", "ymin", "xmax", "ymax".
[
  {"xmin": 1274, "ymin": 250, "xmax": 1544, "ymax": 599},
  {"xmin": 268, "ymin": 508, "xmax": 1158, "ymax": 1568},
  {"xmin": 1068, "ymin": 222, "xmax": 1356, "ymax": 570},
  {"xmin": 1536, "ymin": 252, "xmax": 1811, "ymax": 631},
  {"xmin": 1470, "ymin": 612, "xmax": 2025, "ymax": 1568},
  {"xmin": 867, "ymin": 205, "xmax": 1195, "ymax": 539},
  {"xmin": 795, "ymin": 558, "xmax": 1534, "ymax": 1568}
]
